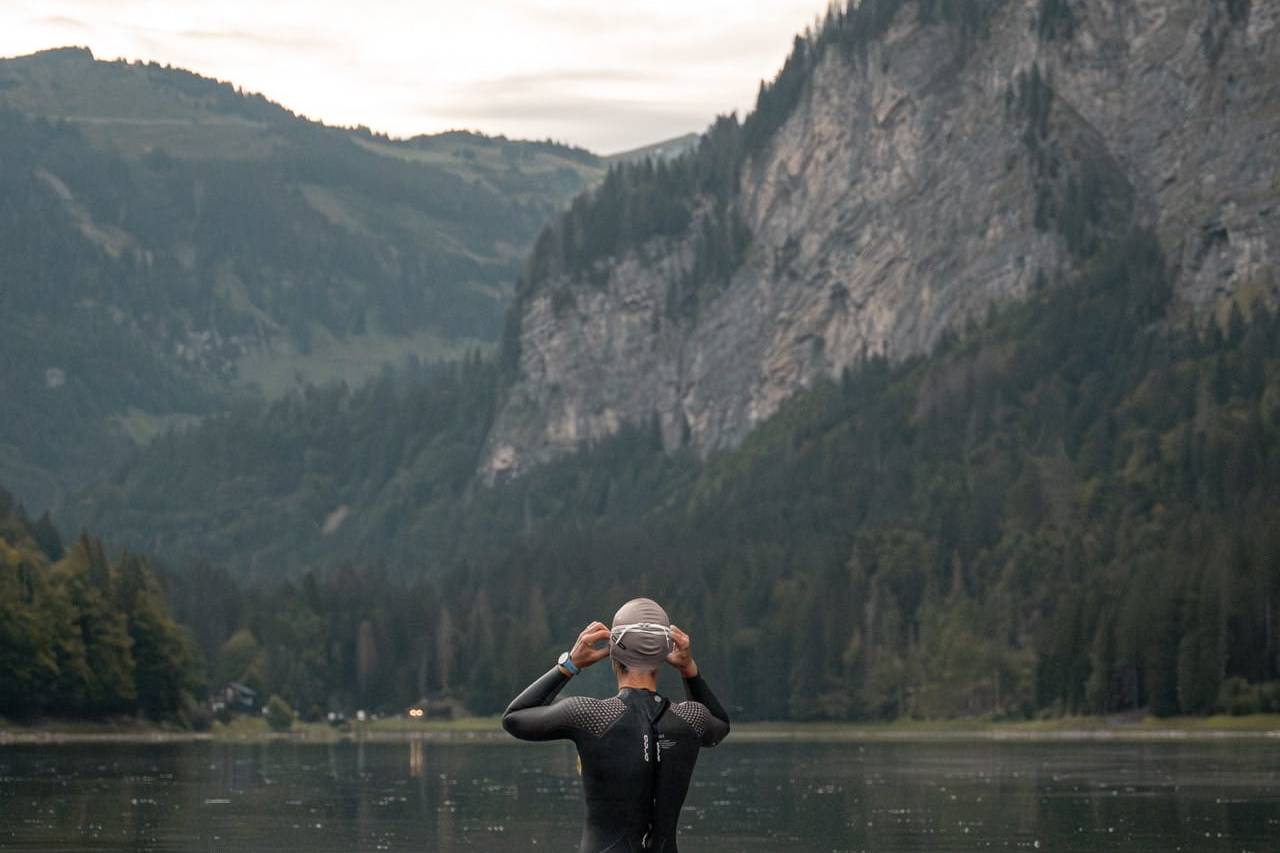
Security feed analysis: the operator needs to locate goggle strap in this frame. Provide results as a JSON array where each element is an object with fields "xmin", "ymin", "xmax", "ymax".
[{"xmin": 610, "ymin": 623, "xmax": 673, "ymax": 652}]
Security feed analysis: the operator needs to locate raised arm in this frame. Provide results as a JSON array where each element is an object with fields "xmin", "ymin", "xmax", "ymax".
[
  {"xmin": 666, "ymin": 624, "xmax": 731, "ymax": 747},
  {"xmin": 682, "ymin": 672, "xmax": 731, "ymax": 747},
  {"xmin": 501, "ymin": 666, "xmax": 576, "ymax": 741},
  {"xmin": 501, "ymin": 621, "xmax": 611, "ymax": 742}
]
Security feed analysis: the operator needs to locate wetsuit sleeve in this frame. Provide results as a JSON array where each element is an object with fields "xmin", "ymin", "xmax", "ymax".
[
  {"xmin": 501, "ymin": 666, "xmax": 579, "ymax": 742},
  {"xmin": 683, "ymin": 673, "xmax": 731, "ymax": 747}
]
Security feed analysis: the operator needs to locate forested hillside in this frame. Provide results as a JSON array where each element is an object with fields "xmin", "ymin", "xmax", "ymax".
[
  {"xmin": 0, "ymin": 47, "xmax": 602, "ymax": 512},
  {"xmin": 72, "ymin": 356, "xmax": 504, "ymax": 571},
  {"xmin": 26, "ymin": 1, "xmax": 1280, "ymax": 723},
  {"xmin": 76, "ymin": 228, "xmax": 1280, "ymax": 721}
]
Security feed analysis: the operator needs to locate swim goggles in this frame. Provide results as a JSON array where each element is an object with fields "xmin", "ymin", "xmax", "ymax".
[{"xmin": 609, "ymin": 622, "xmax": 673, "ymax": 653}]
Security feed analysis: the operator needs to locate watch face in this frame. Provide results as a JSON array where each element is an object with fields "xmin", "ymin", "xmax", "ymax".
[{"xmin": 558, "ymin": 652, "xmax": 570, "ymax": 665}]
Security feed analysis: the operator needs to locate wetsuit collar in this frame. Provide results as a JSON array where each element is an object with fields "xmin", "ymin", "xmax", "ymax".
[{"xmin": 619, "ymin": 687, "xmax": 669, "ymax": 724}]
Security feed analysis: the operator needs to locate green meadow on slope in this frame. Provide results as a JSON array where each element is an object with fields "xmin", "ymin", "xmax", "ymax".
[{"xmin": 0, "ymin": 47, "xmax": 603, "ymax": 511}]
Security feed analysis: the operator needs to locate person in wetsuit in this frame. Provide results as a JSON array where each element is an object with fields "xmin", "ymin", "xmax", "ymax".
[{"xmin": 502, "ymin": 597, "xmax": 730, "ymax": 852}]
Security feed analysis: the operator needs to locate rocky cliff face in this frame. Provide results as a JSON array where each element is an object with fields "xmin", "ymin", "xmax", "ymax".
[{"xmin": 485, "ymin": 0, "xmax": 1279, "ymax": 479}]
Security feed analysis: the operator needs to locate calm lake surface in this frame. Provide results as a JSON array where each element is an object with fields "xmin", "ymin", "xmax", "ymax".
[{"xmin": 1, "ymin": 737, "xmax": 1278, "ymax": 851}]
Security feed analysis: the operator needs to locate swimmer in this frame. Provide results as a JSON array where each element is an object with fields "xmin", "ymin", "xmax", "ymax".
[{"xmin": 502, "ymin": 598, "xmax": 731, "ymax": 852}]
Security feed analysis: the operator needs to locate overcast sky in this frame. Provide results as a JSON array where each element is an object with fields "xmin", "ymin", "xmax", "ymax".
[{"xmin": 0, "ymin": 0, "xmax": 832, "ymax": 153}]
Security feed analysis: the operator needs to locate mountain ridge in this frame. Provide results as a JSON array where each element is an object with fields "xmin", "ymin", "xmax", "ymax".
[
  {"xmin": 0, "ymin": 47, "xmax": 606, "ymax": 512},
  {"xmin": 60, "ymin": 225, "xmax": 1280, "ymax": 719},
  {"xmin": 0, "ymin": 46, "xmax": 601, "ymax": 161},
  {"xmin": 48, "ymin": 5, "xmax": 1280, "ymax": 722},
  {"xmin": 482, "ymin": 0, "xmax": 1279, "ymax": 480}
]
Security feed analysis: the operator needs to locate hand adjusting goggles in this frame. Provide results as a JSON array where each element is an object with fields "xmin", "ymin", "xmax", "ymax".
[{"xmin": 609, "ymin": 598, "xmax": 673, "ymax": 671}]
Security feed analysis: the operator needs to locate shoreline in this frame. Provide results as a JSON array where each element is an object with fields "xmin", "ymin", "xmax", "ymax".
[{"xmin": 4, "ymin": 714, "xmax": 1280, "ymax": 746}]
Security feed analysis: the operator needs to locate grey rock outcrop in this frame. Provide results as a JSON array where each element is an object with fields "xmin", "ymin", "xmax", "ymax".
[{"xmin": 486, "ymin": 0, "xmax": 1279, "ymax": 479}]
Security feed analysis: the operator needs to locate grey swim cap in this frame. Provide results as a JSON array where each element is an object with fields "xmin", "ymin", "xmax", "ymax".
[{"xmin": 609, "ymin": 598, "xmax": 672, "ymax": 672}]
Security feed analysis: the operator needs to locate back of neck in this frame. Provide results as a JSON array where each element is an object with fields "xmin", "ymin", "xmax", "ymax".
[{"xmin": 617, "ymin": 670, "xmax": 659, "ymax": 692}]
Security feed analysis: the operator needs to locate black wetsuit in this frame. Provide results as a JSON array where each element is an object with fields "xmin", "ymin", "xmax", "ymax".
[{"xmin": 502, "ymin": 667, "xmax": 730, "ymax": 852}]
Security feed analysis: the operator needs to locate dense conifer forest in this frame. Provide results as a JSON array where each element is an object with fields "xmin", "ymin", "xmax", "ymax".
[
  {"xmin": 53, "ymin": 227, "xmax": 1280, "ymax": 722},
  {"xmin": 0, "ymin": 489, "xmax": 199, "ymax": 721}
]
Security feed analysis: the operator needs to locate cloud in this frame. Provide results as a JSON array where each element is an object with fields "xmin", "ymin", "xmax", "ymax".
[
  {"xmin": 441, "ymin": 67, "xmax": 676, "ymax": 109},
  {"xmin": 517, "ymin": 4, "xmax": 690, "ymax": 37},
  {"xmin": 440, "ymin": 93, "xmax": 704, "ymax": 125},
  {"xmin": 175, "ymin": 29, "xmax": 332, "ymax": 52},
  {"xmin": 424, "ymin": 64, "xmax": 717, "ymax": 150},
  {"xmin": 470, "ymin": 68, "xmax": 654, "ymax": 88},
  {"xmin": 38, "ymin": 15, "xmax": 89, "ymax": 30},
  {"xmin": 424, "ymin": 87, "xmax": 711, "ymax": 153},
  {"xmin": 1, "ymin": 0, "xmax": 832, "ymax": 152},
  {"xmin": 37, "ymin": 0, "xmax": 150, "ymax": 10}
]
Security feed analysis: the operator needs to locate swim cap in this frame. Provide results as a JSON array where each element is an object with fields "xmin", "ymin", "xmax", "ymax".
[{"xmin": 609, "ymin": 598, "xmax": 672, "ymax": 672}]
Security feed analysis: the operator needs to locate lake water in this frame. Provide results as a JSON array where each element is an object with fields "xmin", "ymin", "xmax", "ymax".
[{"xmin": 1, "ymin": 737, "xmax": 1278, "ymax": 851}]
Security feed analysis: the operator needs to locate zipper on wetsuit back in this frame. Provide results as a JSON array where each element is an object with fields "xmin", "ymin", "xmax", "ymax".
[{"xmin": 641, "ymin": 697, "xmax": 669, "ymax": 850}]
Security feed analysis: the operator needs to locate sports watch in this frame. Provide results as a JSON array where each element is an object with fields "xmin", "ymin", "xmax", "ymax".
[{"xmin": 557, "ymin": 651, "xmax": 580, "ymax": 676}]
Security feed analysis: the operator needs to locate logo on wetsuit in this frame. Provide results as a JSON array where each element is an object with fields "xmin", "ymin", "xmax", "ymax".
[{"xmin": 643, "ymin": 732, "xmax": 676, "ymax": 765}]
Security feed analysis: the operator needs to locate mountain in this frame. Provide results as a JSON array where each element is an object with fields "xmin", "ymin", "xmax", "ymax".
[
  {"xmin": 68, "ymin": 0, "xmax": 1280, "ymax": 575},
  {"xmin": 482, "ymin": 0, "xmax": 1279, "ymax": 480},
  {"xmin": 66, "ymin": 228, "xmax": 1280, "ymax": 719},
  {"xmin": 59, "ymin": 0, "xmax": 1280, "ymax": 722},
  {"xmin": 0, "ymin": 47, "xmax": 604, "ymax": 512}
]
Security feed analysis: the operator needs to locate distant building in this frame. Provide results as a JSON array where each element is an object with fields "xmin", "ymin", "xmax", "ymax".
[
  {"xmin": 404, "ymin": 696, "xmax": 465, "ymax": 720},
  {"xmin": 210, "ymin": 682, "xmax": 258, "ymax": 713}
]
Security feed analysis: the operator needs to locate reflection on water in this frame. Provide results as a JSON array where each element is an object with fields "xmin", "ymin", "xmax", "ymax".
[
  {"xmin": 408, "ymin": 739, "xmax": 424, "ymax": 779},
  {"xmin": 0, "ymin": 738, "xmax": 1278, "ymax": 851}
]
